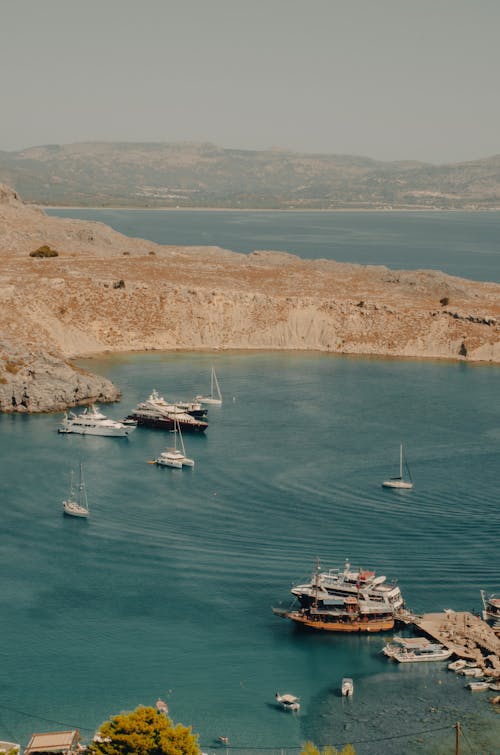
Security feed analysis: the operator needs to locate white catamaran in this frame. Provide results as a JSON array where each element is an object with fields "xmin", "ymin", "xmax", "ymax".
[
  {"xmin": 155, "ymin": 418, "xmax": 195, "ymax": 468},
  {"xmin": 382, "ymin": 444, "xmax": 413, "ymax": 489}
]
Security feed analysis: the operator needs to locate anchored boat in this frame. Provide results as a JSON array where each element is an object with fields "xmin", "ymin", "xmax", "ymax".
[
  {"xmin": 59, "ymin": 405, "xmax": 136, "ymax": 437},
  {"xmin": 63, "ymin": 462, "xmax": 89, "ymax": 519},
  {"xmin": 291, "ymin": 559, "xmax": 404, "ymax": 616},
  {"xmin": 341, "ymin": 678, "xmax": 354, "ymax": 697},
  {"xmin": 127, "ymin": 390, "xmax": 208, "ymax": 432},
  {"xmin": 275, "ymin": 693, "xmax": 300, "ymax": 712},
  {"xmin": 391, "ymin": 645, "xmax": 452, "ymax": 663},
  {"xmin": 382, "ymin": 443, "xmax": 413, "ymax": 489}
]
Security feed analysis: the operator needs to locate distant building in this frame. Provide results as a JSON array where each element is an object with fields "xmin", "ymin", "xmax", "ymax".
[{"xmin": 24, "ymin": 730, "xmax": 80, "ymax": 755}]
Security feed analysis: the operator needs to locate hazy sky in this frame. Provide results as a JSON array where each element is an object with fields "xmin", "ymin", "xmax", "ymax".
[{"xmin": 1, "ymin": 0, "xmax": 499, "ymax": 163}]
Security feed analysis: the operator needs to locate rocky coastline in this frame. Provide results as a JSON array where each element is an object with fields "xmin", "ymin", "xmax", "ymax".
[{"xmin": 0, "ymin": 184, "xmax": 499, "ymax": 413}]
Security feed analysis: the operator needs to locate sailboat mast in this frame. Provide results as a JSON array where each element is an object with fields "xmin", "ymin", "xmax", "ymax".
[
  {"xmin": 79, "ymin": 462, "xmax": 89, "ymax": 512},
  {"xmin": 399, "ymin": 444, "xmax": 403, "ymax": 479}
]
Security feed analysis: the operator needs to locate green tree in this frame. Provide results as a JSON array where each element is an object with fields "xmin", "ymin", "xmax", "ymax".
[
  {"xmin": 86, "ymin": 705, "xmax": 200, "ymax": 755},
  {"xmin": 300, "ymin": 743, "xmax": 356, "ymax": 755}
]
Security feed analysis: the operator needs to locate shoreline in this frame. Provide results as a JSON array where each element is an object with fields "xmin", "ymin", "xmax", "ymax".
[{"xmin": 42, "ymin": 204, "xmax": 500, "ymax": 213}]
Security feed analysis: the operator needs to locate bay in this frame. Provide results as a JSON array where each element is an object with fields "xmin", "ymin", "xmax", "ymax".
[
  {"xmin": 1, "ymin": 352, "xmax": 499, "ymax": 753},
  {"xmin": 46, "ymin": 208, "xmax": 500, "ymax": 283},
  {"xmin": 1, "ymin": 210, "xmax": 499, "ymax": 753}
]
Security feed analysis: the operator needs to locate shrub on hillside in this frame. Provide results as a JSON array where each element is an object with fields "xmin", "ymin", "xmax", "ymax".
[{"xmin": 30, "ymin": 245, "xmax": 59, "ymax": 258}]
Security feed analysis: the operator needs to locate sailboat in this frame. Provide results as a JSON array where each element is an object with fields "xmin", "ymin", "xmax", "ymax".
[
  {"xmin": 196, "ymin": 365, "xmax": 222, "ymax": 405},
  {"xmin": 63, "ymin": 462, "xmax": 90, "ymax": 518},
  {"xmin": 382, "ymin": 444, "xmax": 413, "ymax": 489},
  {"xmin": 155, "ymin": 418, "xmax": 195, "ymax": 468}
]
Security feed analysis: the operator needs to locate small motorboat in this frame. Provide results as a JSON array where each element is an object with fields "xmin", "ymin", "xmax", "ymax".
[
  {"xmin": 468, "ymin": 681, "xmax": 490, "ymax": 691},
  {"xmin": 448, "ymin": 659, "xmax": 467, "ymax": 672},
  {"xmin": 459, "ymin": 667, "xmax": 484, "ymax": 677},
  {"xmin": 155, "ymin": 698, "xmax": 169, "ymax": 715},
  {"xmin": 341, "ymin": 677, "xmax": 354, "ymax": 697},
  {"xmin": 275, "ymin": 692, "xmax": 300, "ymax": 711}
]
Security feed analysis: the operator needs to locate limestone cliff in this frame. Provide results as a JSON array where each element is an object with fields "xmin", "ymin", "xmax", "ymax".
[{"xmin": 0, "ymin": 184, "xmax": 499, "ymax": 412}]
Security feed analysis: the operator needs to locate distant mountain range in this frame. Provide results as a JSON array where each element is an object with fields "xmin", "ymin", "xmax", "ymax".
[{"xmin": 1, "ymin": 142, "xmax": 500, "ymax": 209}]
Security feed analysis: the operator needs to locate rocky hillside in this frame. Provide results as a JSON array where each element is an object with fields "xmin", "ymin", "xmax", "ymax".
[
  {"xmin": 0, "ymin": 184, "xmax": 499, "ymax": 412},
  {"xmin": 1, "ymin": 143, "xmax": 500, "ymax": 209}
]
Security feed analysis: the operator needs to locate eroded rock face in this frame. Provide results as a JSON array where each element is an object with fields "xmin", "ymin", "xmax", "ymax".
[
  {"xmin": 0, "ymin": 342, "xmax": 120, "ymax": 413},
  {"xmin": 0, "ymin": 184, "xmax": 499, "ymax": 412}
]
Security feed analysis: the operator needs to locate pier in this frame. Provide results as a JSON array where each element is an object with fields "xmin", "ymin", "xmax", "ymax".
[{"xmin": 398, "ymin": 609, "xmax": 500, "ymax": 674}]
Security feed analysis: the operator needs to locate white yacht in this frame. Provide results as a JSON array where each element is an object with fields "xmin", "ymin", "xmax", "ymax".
[
  {"xmin": 127, "ymin": 390, "xmax": 208, "ymax": 432},
  {"xmin": 291, "ymin": 559, "xmax": 404, "ymax": 616},
  {"xmin": 59, "ymin": 405, "xmax": 135, "ymax": 437}
]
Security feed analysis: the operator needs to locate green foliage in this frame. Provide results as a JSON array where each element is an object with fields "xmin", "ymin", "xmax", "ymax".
[
  {"xmin": 86, "ymin": 705, "xmax": 200, "ymax": 755},
  {"xmin": 300, "ymin": 743, "xmax": 356, "ymax": 755},
  {"xmin": 30, "ymin": 244, "xmax": 59, "ymax": 258}
]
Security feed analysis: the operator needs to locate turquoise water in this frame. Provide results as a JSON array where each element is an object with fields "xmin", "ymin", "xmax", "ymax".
[
  {"xmin": 46, "ymin": 208, "xmax": 500, "ymax": 283},
  {"xmin": 1, "ymin": 352, "xmax": 499, "ymax": 753},
  {"xmin": 2, "ymin": 212, "xmax": 500, "ymax": 752}
]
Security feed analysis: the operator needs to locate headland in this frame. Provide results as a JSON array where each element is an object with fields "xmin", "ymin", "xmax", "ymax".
[{"xmin": 0, "ymin": 184, "xmax": 499, "ymax": 413}]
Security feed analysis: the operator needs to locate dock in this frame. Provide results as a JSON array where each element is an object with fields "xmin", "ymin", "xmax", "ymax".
[{"xmin": 398, "ymin": 610, "xmax": 500, "ymax": 674}]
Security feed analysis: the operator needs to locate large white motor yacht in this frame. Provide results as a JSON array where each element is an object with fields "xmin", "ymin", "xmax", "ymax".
[{"xmin": 58, "ymin": 405, "xmax": 136, "ymax": 437}]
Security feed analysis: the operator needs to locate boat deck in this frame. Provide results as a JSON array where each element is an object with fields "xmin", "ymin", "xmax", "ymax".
[{"xmin": 398, "ymin": 610, "xmax": 500, "ymax": 671}]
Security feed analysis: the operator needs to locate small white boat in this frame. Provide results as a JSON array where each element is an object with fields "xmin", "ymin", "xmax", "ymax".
[
  {"xmin": 384, "ymin": 637, "xmax": 435, "ymax": 658},
  {"xmin": 393, "ymin": 645, "xmax": 452, "ymax": 663},
  {"xmin": 63, "ymin": 463, "xmax": 89, "ymax": 518},
  {"xmin": 382, "ymin": 444, "xmax": 413, "ymax": 489},
  {"xmin": 468, "ymin": 681, "xmax": 490, "ymax": 691},
  {"xmin": 155, "ymin": 698, "xmax": 169, "ymax": 715},
  {"xmin": 196, "ymin": 366, "xmax": 222, "ymax": 406},
  {"xmin": 154, "ymin": 419, "xmax": 195, "ymax": 468},
  {"xmin": 459, "ymin": 667, "xmax": 484, "ymax": 677},
  {"xmin": 275, "ymin": 692, "xmax": 300, "ymax": 712},
  {"xmin": 448, "ymin": 659, "xmax": 468, "ymax": 672},
  {"xmin": 341, "ymin": 678, "xmax": 354, "ymax": 697},
  {"xmin": 59, "ymin": 404, "xmax": 136, "ymax": 437}
]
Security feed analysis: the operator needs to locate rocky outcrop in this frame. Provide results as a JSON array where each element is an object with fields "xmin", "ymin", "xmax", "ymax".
[
  {"xmin": 0, "ymin": 341, "xmax": 119, "ymax": 413},
  {"xmin": 0, "ymin": 184, "xmax": 499, "ymax": 412}
]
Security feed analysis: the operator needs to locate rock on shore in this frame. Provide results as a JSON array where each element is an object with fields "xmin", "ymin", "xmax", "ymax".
[
  {"xmin": 0, "ymin": 183, "xmax": 499, "ymax": 412},
  {"xmin": 0, "ymin": 340, "xmax": 120, "ymax": 413}
]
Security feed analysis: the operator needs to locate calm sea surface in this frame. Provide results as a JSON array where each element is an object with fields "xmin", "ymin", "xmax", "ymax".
[
  {"xmin": 2, "ymin": 212, "xmax": 500, "ymax": 753},
  {"xmin": 46, "ymin": 208, "xmax": 500, "ymax": 283}
]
